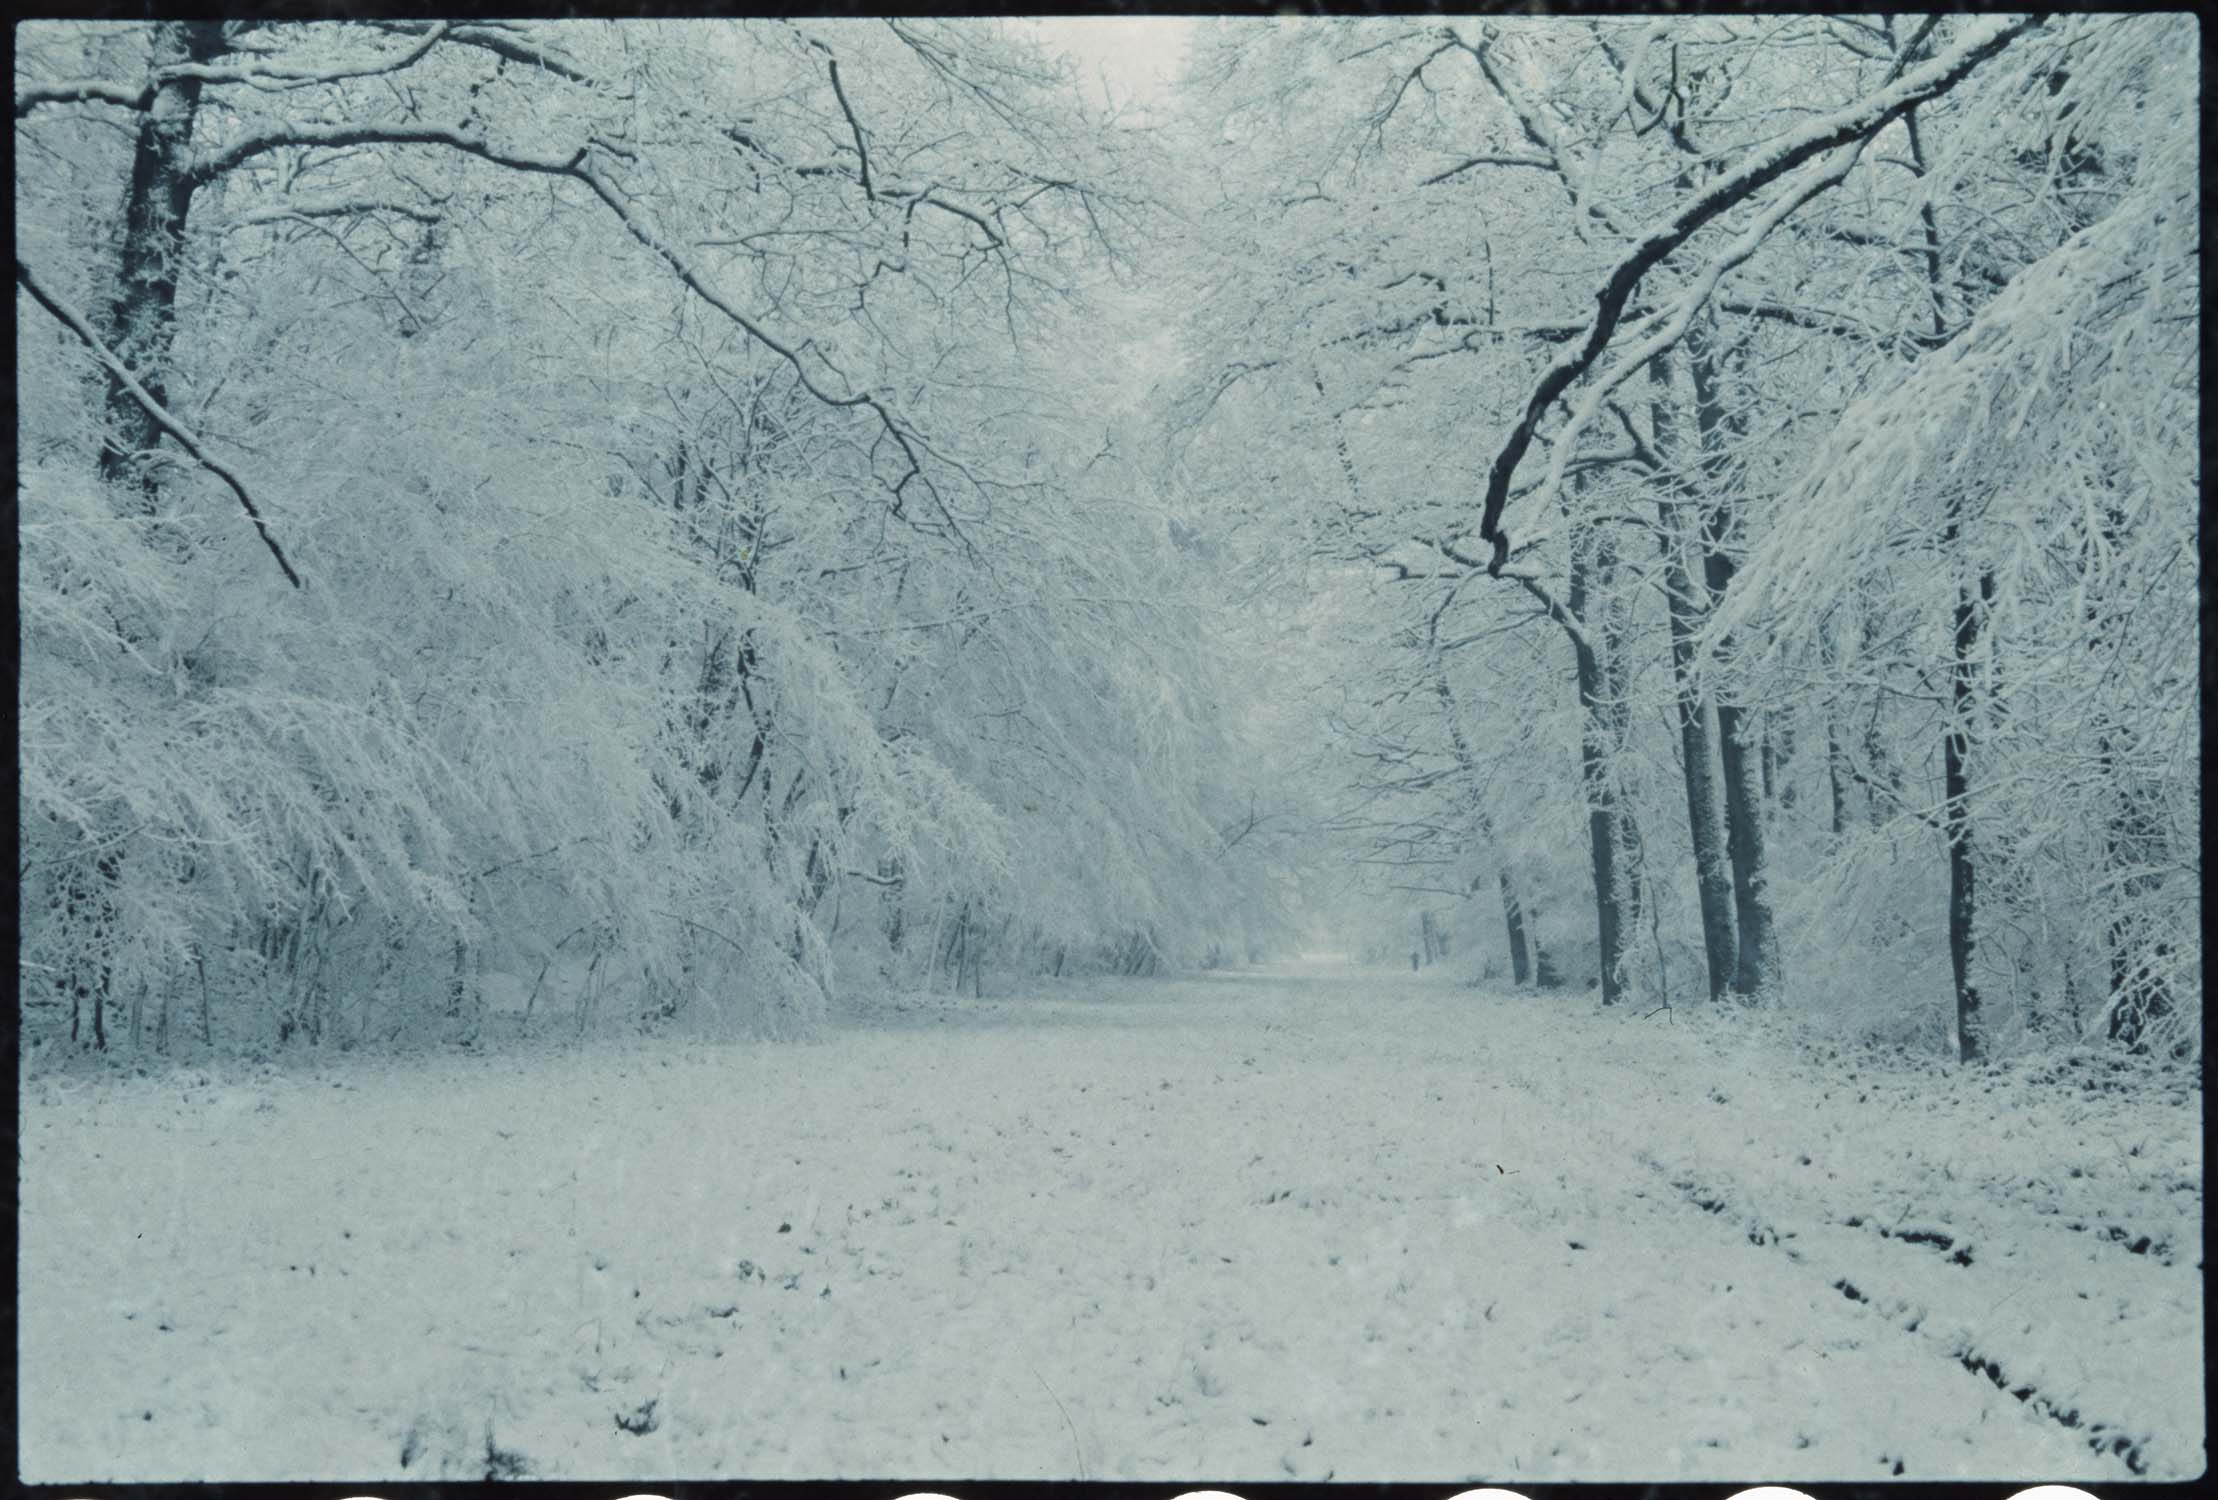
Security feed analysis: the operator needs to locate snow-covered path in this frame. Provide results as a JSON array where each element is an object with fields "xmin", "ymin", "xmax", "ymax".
[{"xmin": 18, "ymin": 963, "xmax": 2202, "ymax": 1481}]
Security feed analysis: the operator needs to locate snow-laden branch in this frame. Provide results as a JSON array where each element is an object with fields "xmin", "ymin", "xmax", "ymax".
[
  {"xmin": 158, "ymin": 24, "xmax": 450, "ymax": 93},
  {"xmin": 1449, "ymin": 28, "xmax": 1639, "ymax": 242},
  {"xmin": 359, "ymin": 20, "xmax": 600, "ymax": 87},
  {"xmin": 16, "ymin": 257, "xmax": 304, "ymax": 589},
  {"xmin": 1705, "ymin": 172, "xmax": 2194, "ymax": 663},
  {"xmin": 1519, "ymin": 137, "xmax": 1871, "ymax": 527},
  {"xmin": 14, "ymin": 77, "xmax": 155, "ymax": 117},
  {"xmin": 1469, "ymin": 14, "xmax": 2044, "ymax": 576},
  {"xmin": 14, "ymin": 24, "xmax": 453, "ymax": 116},
  {"xmin": 179, "ymin": 121, "xmax": 950, "ymax": 523},
  {"xmin": 1419, "ymin": 153, "xmax": 1554, "ymax": 187},
  {"xmin": 721, "ymin": 125, "xmax": 1006, "ymax": 248},
  {"xmin": 217, "ymin": 195, "xmax": 446, "ymax": 231},
  {"xmin": 1412, "ymin": 533, "xmax": 1589, "ymax": 654}
]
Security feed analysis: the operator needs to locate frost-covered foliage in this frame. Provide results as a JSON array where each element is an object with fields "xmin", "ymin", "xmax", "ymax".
[
  {"xmin": 15, "ymin": 15, "xmax": 2199, "ymax": 1061},
  {"xmin": 1714, "ymin": 15, "xmax": 2200, "ymax": 1054},
  {"xmin": 15, "ymin": 18, "xmax": 1293, "ymax": 1055},
  {"xmin": 1167, "ymin": 14, "xmax": 2198, "ymax": 1054}
]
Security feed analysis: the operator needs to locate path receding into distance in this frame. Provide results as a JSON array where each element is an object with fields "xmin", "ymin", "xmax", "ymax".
[{"xmin": 19, "ymin": 962, "xmax": 2201, "ymax": 1480}]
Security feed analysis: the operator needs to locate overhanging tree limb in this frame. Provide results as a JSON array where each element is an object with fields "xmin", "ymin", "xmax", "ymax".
[
  {"xmin": 180, "ymin": 120, "xmax": 953, "ymax": 527},
  {"xmin": 1469, "ymin": 14, "xmax": 2043, "ymax": 575},
  {"xmin": 1519, "ymin": 136, "xmax": 1873, "ymax": 526},
  {"xmin": 17, "ymin": 256, "xmax": 304, "ymax": 589},
  {"xmin": 14, "ymin": 77, "xmax": 155, "ymax": 116},
  {"xmin": 360, "ymin": 20, "xmax": 600, "ymax": 87},
  {"xmin": 14, "ymin": 23, "xmax": 455, "ymax": 116}
]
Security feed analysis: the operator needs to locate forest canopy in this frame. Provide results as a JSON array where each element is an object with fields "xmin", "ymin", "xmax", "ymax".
[{"xmin": 13, "ymin": 14, "xmax": 2200, "ymax": 1062}]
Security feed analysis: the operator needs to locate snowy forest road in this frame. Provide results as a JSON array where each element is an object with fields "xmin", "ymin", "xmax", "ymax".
[{"xmin": 19, "ymin": 964, "xmax": 2201, "ymax": 1481}]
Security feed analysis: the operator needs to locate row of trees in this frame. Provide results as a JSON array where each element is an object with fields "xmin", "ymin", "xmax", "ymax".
[
  {"xmin": 15, "ymin": 20, "xmax": 1310, "ymax": 1051},
  {"xmin": 1166, "ymin": 13, "xmax": 2198, "ymax": 1058},
  {"xmin": 15, "ymin": 16, "xmax": 2199, "ymax": 1062}
]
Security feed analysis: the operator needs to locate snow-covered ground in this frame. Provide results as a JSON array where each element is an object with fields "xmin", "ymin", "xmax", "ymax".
[{"xmin": 17, "ymin": 962, "xmax": 2203, "ymax": 1481}]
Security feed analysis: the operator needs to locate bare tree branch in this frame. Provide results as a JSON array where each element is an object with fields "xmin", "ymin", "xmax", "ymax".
[
  {"xmin": 1420, "ymin": 152, "xmax": 1555, "ymax": 187},
  {"xmin": 158, "ymin": 23, "xmax": 450, "ymax": 92},
  {"xmin": 15, "ymin": 24, "xmax": 453, "ymax": 116},
  {"xmin": 218, "ymin": 195, "xmax": 446, "ymax": 231},
  {"xmin": 811, "ymin": 45, "xmax": 876, "ymax": 202},
  {"xmin": 361, "ymin": 20, "xmax": 600, "ymax": 88}
]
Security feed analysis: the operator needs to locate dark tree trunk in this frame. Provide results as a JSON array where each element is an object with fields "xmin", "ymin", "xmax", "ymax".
[
  {"xmin": 1497, "ymin": 868, "xmax": 1532, "ymax": 986},
  {"xmin": 56, "ymin": 851, "xmax": 123, "ymax": 1050},
  {"xmin": 1714, "ymin": 701, "xmax": 1779, "ymax": 1000},
  {"xmin": 1529, "ymin": 901, "xmax": 1562, "ymax": 990},
  {"xmin": 67, "ymin": 27, "xmax": 230, "ymax": 985},
  {"xmin": 1826, "ymin": 720, "xmax": 1850, "ymax": 838},
  {"xmin": 1897, "ymin": 98, "xmax": 1984, "ymax": 1062},
  {"xmin": 1688, "ymin": 324, "xmax": 1781, "ymax": 1001},
  {"xmin": 1567, "ymin": 529, "xmax": 1641, "ymax": 1006},
  {"xmin": 98, "ymin": 21, "xmax": 229, "ymax": 504},
  {"xmin": 1945, "ymin": 571, "xmax": 1985, "ymax": 1062}
]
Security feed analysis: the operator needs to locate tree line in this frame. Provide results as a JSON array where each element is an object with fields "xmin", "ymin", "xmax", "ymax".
[
  {"xmin": 14, "ymin": 20, "xmax": 1309, "ymax": 1052},
  {"xmin": 1166, "ymin": 14, "xmax": 2197, "ymax": 1059}
]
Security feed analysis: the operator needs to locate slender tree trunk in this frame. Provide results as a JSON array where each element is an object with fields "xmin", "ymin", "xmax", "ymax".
[
  {"xmin": 1688, "ymin": 322, "xmax": 1780, "ymax": 1000},
  {"xmin": 57, "ymin": 851, "xmax": 123, "ymax": 1051},
  {"xmin": 1897, "ymin": 98, "xmax": 1984, "ymax": 1061},
  {"xmin": 1424, "ymin": 639, "xmax": 1537, "ymax": 993},
  {"xmin": 1604, "ymin": 562, "xmax": 1646, "ymax": 972},
  {"xmin": 1529, "ymin": 899, "xmax": 1561, "ymax": 989},
  {"xmin": 880, "ymin": 856, "xmax": 905, "ymax": 950},
  {"xmin": 1497, "ymin": 868, "xmax": 1532, "ymax": 986},
  {"xmin": 1648, "ymin": 356, "xmax": 1737, "ymax": 1000},
  {"xmin": 1567, "ymin": 529, "xmax": 1640, "ymax": 1006},
  {"xmin": 1945, "ymin": 567, "xmax": 1984, "ymax": 1062},
  {"xmin": 1826, "ymin": 721, "xmax": 1850, "ymax": 838},
  {"xmin": 1714, "ymin": 701, "xmax": 1778, "ymax": 1000}
]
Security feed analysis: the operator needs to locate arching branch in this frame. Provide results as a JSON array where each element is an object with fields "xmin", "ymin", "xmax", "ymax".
[
  {"xmin": 17, "ymin": 257, "xmax": 303, "ymax": 589},
  {"xmin": 179, "ymin": 121, "xmax": 949, "ymax": 523},
  {"xmin": 1468, "ymin": 15, "xmax": 2043, "ymax": 575}
]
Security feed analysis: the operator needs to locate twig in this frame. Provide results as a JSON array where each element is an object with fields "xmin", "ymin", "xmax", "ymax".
[
  {"xmin": 653, "ymin": 909, "xmax": 752, "ymax": 961},
  {"xmin": 1027, "ymin": 1360, "xmax": 1085, "ymax": 1478}
]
